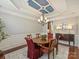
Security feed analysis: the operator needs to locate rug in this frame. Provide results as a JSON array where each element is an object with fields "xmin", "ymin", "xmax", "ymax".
[
  {"xmin": 5, "ymin": 45, "xmax": 69, "ymax": 59},
  {"xmin": 39, "ymin": 45, "xmax": 69, "ymax": 59}
]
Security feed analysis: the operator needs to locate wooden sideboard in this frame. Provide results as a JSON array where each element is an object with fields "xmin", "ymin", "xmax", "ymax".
[{"xmin": 55, "ymin": 33, "xmax": 75, "ymax": 46}]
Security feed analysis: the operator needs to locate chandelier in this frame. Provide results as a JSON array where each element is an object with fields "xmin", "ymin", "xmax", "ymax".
[{"xmin": 38, "ymin": 13, "xmax": 49, "ymax": 25}]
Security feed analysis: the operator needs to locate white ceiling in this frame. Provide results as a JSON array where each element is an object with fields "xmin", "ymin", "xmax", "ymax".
[
  {"xmin": 0, "ymin": 0, "xmax": 79, "ymax": 21},
  {"xmin": 47, "ymin": 0, "xmax": 79, "ymax": 20}
]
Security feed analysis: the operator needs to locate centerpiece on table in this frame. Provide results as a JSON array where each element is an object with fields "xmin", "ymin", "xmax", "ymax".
[{"xmin": 41, "ymin": 34, "xmax": 46, "ymax": 41}]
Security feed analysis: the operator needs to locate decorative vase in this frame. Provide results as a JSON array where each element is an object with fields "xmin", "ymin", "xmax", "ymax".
[{"xmin": 41, "ymin": 35, "xmax": 46, "ymax": 41}]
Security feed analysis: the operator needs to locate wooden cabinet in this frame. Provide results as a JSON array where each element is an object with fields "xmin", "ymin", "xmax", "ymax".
[{"xmin": 55, "ymin": 33, "xmax": 75, "ymax": 46}]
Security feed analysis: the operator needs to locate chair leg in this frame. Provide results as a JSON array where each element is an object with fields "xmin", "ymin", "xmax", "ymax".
[
  {"xmin": 53, "ymin": 49, "xmax": 54, "ymax": 59},
  {"xmin": 73, "ymin": 41, "xmax": 75, "ymax": 52},
  {"xmin": 69, "ymin": 41, "xmax": 70, "ymax": 46},
  {"xmin": 39, "ymin": 50, "xmax": 43, "ymax": 57},
  {"xmin": 56, "ymin": 45, "xmax": 58, "ymax": 55},
  {"xmin": 73, "ymin": 40, "xmax": 75, "ymax": 47}
]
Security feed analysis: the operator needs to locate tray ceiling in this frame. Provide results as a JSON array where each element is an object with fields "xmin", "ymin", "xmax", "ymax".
[{"xmin": 28, "ymin": 0, "xmax": 54, "ymax": 14}]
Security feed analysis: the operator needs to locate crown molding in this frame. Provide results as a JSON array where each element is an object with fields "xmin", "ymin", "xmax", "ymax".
[
  {"xmin": 49, "ymin": 12, "xmax": 79, "ymax": 21},
  {"xmin": 0, "ymin": 7, "xmax": 39, "ymax": 21}
]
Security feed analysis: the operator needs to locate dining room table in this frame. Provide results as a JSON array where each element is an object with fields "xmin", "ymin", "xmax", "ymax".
[
  {"xmin": 33, "ymin": 37, "xmax": 53, "ymax": 44},
  {"xmin": 33, "ymin": 37, "xmax": 58, "ymax": 55}
]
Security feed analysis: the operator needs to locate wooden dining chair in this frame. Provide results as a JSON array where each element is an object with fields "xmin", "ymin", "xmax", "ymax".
[
  {"xmin": 52, "ymin": 39, "xmax": 58, "ymax": 55},
  {"xmin": 48, "ymin": 33, "xmax": 53, "ymax": 41},
  {"xmin": 27, "ymin": 34, "xmax": 32, "ymax": 39},
  {"xmin": 40, "ymin": 40, "xmax": 55, "ymax": 59},
  {"xmin": 25, "ymin": 37, "xmax": 42, "ymax": 59},
  {"xmin": 36, "ymin": 33, "xmax": 40, "ymax": 38},
  {"xmin": 47, "ymin": 33, "xmax": 58, "ymax": 55}
]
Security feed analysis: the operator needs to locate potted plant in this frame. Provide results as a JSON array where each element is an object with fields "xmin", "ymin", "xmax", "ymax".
[
  {"xmin": 0, "ymin": 18, "xmax": 7, "ymax": 42},
  {"xmin": 0, "ymin": 18, "xmax": 7, "ymax": 58}
]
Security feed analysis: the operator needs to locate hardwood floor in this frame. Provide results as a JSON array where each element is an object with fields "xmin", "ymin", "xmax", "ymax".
[
  {"xmin": 3, "ymin": 44, "xmax": 26, "ymax": 55},
  {"xmin": 68, "ymin": 46, "xmax": 78, "ymax": 59}
]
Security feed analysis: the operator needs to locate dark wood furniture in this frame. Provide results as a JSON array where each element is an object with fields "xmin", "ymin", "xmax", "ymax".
[
  {"xmin": 55, "ymin": 33, "xmax": 75, "ymax": 46},
  {"xmin": 0, "ymin": 51, "xmax": 5, "ymax": 59},
  {"xmin": 33, "ymin": 38, "xmax": 50, "ymax": 44},
  {"xmin": 40, "ymin": 40, "xmax": 54, "ymax": 59},
  {"xmin": 33, "ymin": 37, "xmax": 58, "ymax": 58},
  {"xmin": 33, "ymin": 37, "xmax": 58, "ymax": 54}
]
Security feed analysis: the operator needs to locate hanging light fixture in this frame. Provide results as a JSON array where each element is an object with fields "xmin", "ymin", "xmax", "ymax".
[{"xmin": 38, "ymin": 13, "xmax": 49, "ymax": 25}]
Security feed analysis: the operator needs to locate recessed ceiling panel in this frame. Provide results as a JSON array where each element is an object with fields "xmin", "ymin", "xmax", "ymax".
[
  {"xmin": 28, "ymin": 0, "xmax": 40, "ymax": 10},
  {"xmin": 35, "ymin": 0, "xmax": 49, "ymax": 6},
  {"xmin": 28, "ymin": 0, "xmax": 54, "ymax": 14},
  {"xmin": 46, "ymin": 5, "xmax": 54, "ymax": 12}
]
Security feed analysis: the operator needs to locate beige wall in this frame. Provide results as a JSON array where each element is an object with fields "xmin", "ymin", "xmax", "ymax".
[
  {"xmin": 52, "ymin": 17, "xmax": 78, "ymax": 34},
  {"xmin": 0, "ymin": 12, "xmax": 42, "ymax": 35},
  {"xmin": 0, "ymin": 12, "xmax": 42, "ymax": 50}
]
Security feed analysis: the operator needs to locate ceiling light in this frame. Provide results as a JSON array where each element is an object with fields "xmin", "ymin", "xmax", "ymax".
[{"xmin": 38, "ymin": 13, "xmax": 49, "ymax": 25}]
